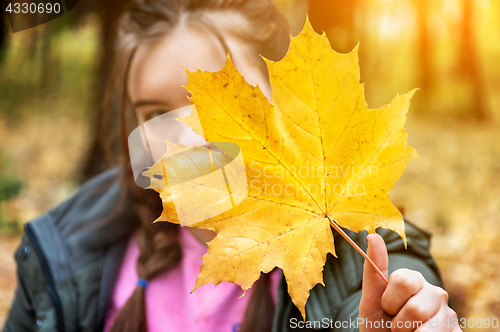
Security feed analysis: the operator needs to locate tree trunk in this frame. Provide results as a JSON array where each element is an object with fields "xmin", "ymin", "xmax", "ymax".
[
  {"xmin": 0, "ymin": 8, "xmax": 8, "ymax": 64},
  {"xmin": 79, "ymin": 0, "xmax": 130, "ymax": 181},
  {"xmin": 308, "ymin": 0, "xmax": 358, "ymax": 53},
  {"xmin": 416, "ymin": 0, "xmax": 432, "ymax": 92},
  {"xmin": 460, "ymin": 0, "xmax": 487, "ymax": 121}
]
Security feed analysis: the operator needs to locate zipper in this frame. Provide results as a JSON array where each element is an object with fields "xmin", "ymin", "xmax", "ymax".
[{"xmin": 25, "ymin": 223, "xmax": 66, "ymax": 332}]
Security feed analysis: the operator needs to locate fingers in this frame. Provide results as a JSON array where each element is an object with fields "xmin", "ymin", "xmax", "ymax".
[
  {"xmin": 382, "ymin": 269, "xmax": 425, "ymax": 315},
  {"xmin": 413, "ymin": 306, "xmax": 461, "ymax": 332},
  {"xmin": 390, "ymin": 284, "xmax": 448, "ymax": 332}
]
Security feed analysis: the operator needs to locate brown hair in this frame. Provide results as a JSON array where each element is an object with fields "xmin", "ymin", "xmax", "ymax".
[{"xmin": 107, "ymin": 1, "xmax": 291, "ymax": 331}]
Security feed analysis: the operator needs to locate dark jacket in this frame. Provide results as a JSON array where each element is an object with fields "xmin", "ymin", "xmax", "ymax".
[{"xmin": 3, "ymin": 168, "xmax": 443, "ymax": 332}]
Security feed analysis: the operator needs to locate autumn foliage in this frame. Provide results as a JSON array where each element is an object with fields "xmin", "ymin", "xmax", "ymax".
[{"xmin": 143, "ymin": 20, "xmax": 417, "ymax": 317}]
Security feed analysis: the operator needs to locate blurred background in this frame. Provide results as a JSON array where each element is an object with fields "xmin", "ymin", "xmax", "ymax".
[{"xmin": 0, "ymin": 0, "xmax": 499, "ymax": 329}]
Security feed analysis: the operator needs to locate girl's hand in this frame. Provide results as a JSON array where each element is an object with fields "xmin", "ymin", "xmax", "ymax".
[{"xmin": 359, "ymin": 234, "xmax": 462, "ymax": 332}]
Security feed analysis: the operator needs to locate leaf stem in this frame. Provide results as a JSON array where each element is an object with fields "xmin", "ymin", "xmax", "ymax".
[{"xmin": 327, "ymin": 217, "xmax": 389, "ymax": 285}]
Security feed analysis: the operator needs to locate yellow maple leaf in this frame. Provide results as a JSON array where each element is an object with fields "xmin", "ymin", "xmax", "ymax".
[
  {"xmin": 142, "ymin": 139, "xmax": 248, "ymax": 226},
  {"xmin": 143, "ymin": 19, "xmax": 418, "ymax": 317}
]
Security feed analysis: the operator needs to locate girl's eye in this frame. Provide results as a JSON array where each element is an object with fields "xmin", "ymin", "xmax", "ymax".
[{"xmin": 145, "ymin": 110, "xmax": 168, "ymax": 121}]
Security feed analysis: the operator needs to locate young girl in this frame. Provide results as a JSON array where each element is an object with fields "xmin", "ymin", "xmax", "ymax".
[{"xmin": 4, "ymin": 1, "xmax": 460, "ymax": 331}]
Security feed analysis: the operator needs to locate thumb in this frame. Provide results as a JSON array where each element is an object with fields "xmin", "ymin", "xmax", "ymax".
[
  {"xmin": 359, "ymin": 233, "xmax": 389, "ymax": 320},
  {"xmin": 363, "ymin": 233, "xmax": 389, "ymax": 289}
]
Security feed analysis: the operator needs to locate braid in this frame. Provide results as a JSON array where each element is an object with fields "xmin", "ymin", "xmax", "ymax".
[
  {"xmin": 109, "ymin": 187, "xmax": 182, "ymax": 332},
  {"xmin": 135, "ymin": 200, "xmax": 182, "ymax": 281}
]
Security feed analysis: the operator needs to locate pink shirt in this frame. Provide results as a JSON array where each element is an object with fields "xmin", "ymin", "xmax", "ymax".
[{"xmin": 104, "ymin": 227, "xmax": 281, "ymax": 332}]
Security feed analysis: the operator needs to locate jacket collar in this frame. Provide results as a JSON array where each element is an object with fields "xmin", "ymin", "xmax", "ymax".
[{"xmin": 27, "ymin": 167, "xmax": 139, "ymax": 331}]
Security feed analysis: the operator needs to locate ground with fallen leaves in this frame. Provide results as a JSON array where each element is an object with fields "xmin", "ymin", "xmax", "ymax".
[{"xmin": 0, "ymin": 236, "xmax": 20, "ymax": 326}]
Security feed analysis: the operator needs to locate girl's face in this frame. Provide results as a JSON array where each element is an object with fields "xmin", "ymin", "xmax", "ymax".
[
  {"xmin": 128, "ymin": 21, "xmax": 272, "ymax": 244},
  {"xmin": 128, "ymin": 22, "xmax": 272, "ymax": 125}
]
